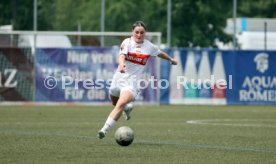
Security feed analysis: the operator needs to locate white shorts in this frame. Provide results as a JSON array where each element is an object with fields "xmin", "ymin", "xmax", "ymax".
[{"xmin": 108, "ymin": 73, "xmax": 140, "ymax": 100}]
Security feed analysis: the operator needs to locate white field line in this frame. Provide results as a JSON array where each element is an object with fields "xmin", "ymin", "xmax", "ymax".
[{"xmin": 186, "ymin": 119, "xmax": 276, "ymax": 128}]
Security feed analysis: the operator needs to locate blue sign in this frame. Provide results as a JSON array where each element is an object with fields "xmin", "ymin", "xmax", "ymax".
[
  {"xmin": 35, "ymin": 48, "xmax": 158, "ymax": 103},
  {"xmin": 160, "ymin": 49, "xmax": 276, "ymax": 105}
]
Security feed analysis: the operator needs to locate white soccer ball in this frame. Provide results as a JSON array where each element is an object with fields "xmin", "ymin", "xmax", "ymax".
[{"xmin": 114, "ymin": 126, "xmax": 134, "ymax": 146}]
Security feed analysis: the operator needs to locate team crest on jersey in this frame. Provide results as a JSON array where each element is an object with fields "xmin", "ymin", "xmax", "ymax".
[
  {"xmin": 136, "ymin": 50, "xmax": 142, "ymax": 55},
  {"xmin": 135, "ymin": 45, "xmax": 142, "ymax": 55}
]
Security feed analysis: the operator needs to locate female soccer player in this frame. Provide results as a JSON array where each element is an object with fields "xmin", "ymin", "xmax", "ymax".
[{"xmin": 98, "ymin": 21, "xmax": 177, "ymax": 139}]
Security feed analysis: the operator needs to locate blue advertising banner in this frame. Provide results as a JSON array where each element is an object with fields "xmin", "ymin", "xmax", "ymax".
[
  {"xmin": 231, "ymin": 51, "xmax": 276, "ymax": 104},
  {"xmin": 161, "ymin": 49, "xmax": 276, "ymax": 105},
  {"xmin": 35, "ymin": 48, "xmax": 158, "ymax": 103}
]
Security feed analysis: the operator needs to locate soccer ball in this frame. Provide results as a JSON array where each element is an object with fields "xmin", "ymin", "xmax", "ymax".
[{"xmin": 114, "ymin": 126, "xmax": 134, "ymax": 146}]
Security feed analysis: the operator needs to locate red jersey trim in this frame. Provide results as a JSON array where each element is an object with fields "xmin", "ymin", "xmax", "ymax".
[{"xmin": 126, "ymin": 52, "xmax": 150, "ymax": 65}]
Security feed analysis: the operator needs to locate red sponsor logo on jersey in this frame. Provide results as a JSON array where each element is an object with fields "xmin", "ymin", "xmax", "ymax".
[{"xmin": 126, "ymin": 52, "xmax": 150, "ymax": 65}]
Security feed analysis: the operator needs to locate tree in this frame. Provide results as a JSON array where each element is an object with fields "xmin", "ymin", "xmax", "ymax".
[
  {"xmin": 54, "ymin": 0, "xmax": 82, "ymax": 31},
  {"xmin": 37, "ymin": 0, "xmax": 56, "ymax": 30},
  {"xmin": 2, "ymin": 0, "xmax": 276, "ymax": 47},
  {"xmin": 238, "ymin": 0, "xmax": 276, "ymax": 18},
  {"xmin": 171, "ymin": 0, "xmax": 232, "ymax": 47},
  {"xmin": 105, "ymin": 0, "xmax": 140, "ymax": 31},
  {"xmin": 0, "ymin": 0, "xmax": 33, "ymax": 30}
]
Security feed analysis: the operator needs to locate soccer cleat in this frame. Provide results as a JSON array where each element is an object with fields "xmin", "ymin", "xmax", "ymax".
[
  {"xmin": 123, "ymin": 103, "xmax": 133, "ymax": 120},
  {"xmin": 97, "ymin": 130, "xmax": 106, "ymax": 139}
]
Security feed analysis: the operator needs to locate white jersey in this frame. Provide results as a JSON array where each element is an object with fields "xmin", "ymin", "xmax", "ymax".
[
  {"xmin": 119, "ymin": 37, "xmax": 160, "ymax": 78},
  {"xmin": 109, "ymin": 37, "xmax": 160, "ymax": 98}
]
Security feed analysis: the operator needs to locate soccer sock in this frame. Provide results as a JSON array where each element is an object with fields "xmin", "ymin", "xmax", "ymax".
[{"xmin": 100, "ymin": 116, "xmax": 116, "ymax": 133}]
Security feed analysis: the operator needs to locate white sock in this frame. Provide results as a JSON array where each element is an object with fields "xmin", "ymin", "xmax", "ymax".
[{"xmin": 100, "ymin": 116, "xmax": 116, "ymax": 133}]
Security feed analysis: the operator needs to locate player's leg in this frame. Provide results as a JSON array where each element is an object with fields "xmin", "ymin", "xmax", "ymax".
[
  {"xmin": 120, "ymin": 86, "xmax": 136, "ymax": 120},
  {"xmin": 97, "ymin": 86, "xmax": 119, "ymax": 139},
  {"xmin": 98, "ymin": 90, "xmax": 134, "ymax": 139},
  {"xmin": 109, "ymin": 90, "xmax": 134, "ymax": 120},
  {"xmin": 110, "ymin": 92, "xmax": 133, "ymax": 120}
]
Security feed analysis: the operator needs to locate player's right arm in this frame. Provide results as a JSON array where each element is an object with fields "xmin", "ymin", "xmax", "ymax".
[
  {"xmin": 118, "ymin": 38, "xmax": 130, "ymax": 73},
  {"xmin": 118, "ymin": 54, "xmax": 126, "ymax": 73}
]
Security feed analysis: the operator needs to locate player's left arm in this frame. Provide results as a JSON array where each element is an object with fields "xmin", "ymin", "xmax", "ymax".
[{"xmin": 157, "ymin": 51, "xmax": 178, "ymax": 65}]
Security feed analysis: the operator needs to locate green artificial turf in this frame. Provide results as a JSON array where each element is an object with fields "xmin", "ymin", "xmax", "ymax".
[{"xmin": 0, "ymin": 105, "xmax": 275, "ymax": 164}]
